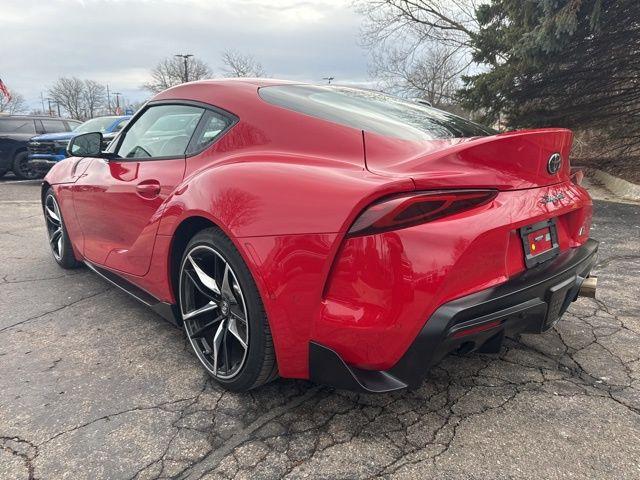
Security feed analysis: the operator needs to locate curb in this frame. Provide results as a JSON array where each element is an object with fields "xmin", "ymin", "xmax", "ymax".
[{"xmin": 583, "ymin": 167, "xmax": 640, "ymax": 201}]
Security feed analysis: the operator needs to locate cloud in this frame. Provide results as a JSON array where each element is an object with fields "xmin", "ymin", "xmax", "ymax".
[{"xmin": 1, "ymin": 0, "xmax": 369, "ymax": 110}]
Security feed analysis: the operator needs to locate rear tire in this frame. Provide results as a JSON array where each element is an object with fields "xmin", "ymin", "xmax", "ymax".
[
  {"xmin": 178, "ymin": 228, "xmax": 278, "ymax": 391},
  {"xmin": 13, "ymin": 151, "xmax": 41, "ymax": 180},
  {"xmin": 43, "ymin": 188, "xmax": 81, "ymax": 269}
]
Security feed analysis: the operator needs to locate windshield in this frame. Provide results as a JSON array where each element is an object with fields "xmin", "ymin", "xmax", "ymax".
[
  {"xmin": 259, "ymin": 85, "xmax": 496, "ymax": 141},
  {"xmin": 74, "ymin": 117, "xmax": 118, "ymax": 134}
]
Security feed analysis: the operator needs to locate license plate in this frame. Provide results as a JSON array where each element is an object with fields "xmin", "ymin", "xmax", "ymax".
[{"xmin": 520, "ymin": 219, "xmax": 560, "ymax": 268}]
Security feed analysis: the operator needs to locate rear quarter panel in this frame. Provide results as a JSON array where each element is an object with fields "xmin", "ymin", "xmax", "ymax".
[
  {"xmin": 319, "ymin": 181, "xmax": 593, "ymax": 371},
  {"xmin": 150, "ymin": 157, "xmax": 413, "ymax": 378}
]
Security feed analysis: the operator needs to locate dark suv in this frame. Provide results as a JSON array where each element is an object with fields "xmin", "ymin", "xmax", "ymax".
[{"xmin": 0, "ymin": 116, "xmax": 81, "ymax": 179}]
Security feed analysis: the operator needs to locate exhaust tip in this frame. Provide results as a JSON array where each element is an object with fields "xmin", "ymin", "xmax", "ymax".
[{"xmin": 579, "ymin": 276, "xmax": 597, "ymax": 299}]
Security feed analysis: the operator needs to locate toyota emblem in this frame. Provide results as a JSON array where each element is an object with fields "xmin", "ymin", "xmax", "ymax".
[{"xmin": 547, "ymin": 153, "xmax": 562, "ymax": 174}]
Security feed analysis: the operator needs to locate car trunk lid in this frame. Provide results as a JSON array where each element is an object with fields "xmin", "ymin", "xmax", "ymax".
[{"xmin": 364, "ymin": 128, "xmax": 573, "ymax": 190}]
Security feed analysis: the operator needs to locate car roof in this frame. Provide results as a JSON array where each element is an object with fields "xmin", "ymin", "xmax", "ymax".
[
  {"xmin": 0, "ymin": 114, "xmax": 80, "ymax": 121},
  {"xmin": 184, "ymin": 78, "xmax": 298, "ymax": 88},
  {"xmin": 151, "ymin": 78, "xmax": 308, "ymax": 119}
]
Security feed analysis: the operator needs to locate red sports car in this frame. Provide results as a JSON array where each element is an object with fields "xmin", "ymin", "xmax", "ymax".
[{"xmin": 42, "ymin": 79, "xmax": 598, "ymax": 392}]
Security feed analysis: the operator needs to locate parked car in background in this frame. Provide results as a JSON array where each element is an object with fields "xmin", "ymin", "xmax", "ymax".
[
  {"xmin": 0, "ymin": 115, "xmax": 80, "ymax": 179},
  {"xmin": 28, "ymin": 115, "xmax": 130, "ymax": 173}
]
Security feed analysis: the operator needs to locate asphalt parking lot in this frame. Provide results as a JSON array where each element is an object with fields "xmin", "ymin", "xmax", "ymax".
[{"xmin": 0, "ymin": 177, "xmax": 639, "ymax": 480}]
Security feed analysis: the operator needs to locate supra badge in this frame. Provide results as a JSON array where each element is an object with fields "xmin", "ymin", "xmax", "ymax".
[{"xmin": 539, "ymin": 192, "xmax": 566, "ymax": 205}]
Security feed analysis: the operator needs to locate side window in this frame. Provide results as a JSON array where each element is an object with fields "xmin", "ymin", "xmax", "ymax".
[
  {"xmin": 188, "ymin": 111, "xmax": 232, "ymax": 154},
  {"xmin": 0, "ymin": 119, "xmax": 36, "ymax": 134},
  {"xmin": 41, "ymin": 120, "xmax": 67, "ymax": 133},
  {"xmin": 116, "ymin": 105, "xmax": 203, "ymax": 159}
]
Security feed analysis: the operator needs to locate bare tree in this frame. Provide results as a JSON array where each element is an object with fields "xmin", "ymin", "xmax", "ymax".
[
  {"xmin": 357, "ymin": 0, "xmax": 480, "ymax": 51},
  {"xmin": 0, "ymin": 90, "xmax": 28, "ymax": 114},
  {"xmin": 357, "ymin": 0, "xmax": 480, "ymax": 107},
  {"xmin": 143, "ymin": 56, "xmax": 212, "ymax": 93},
  {"xmin": 220, "ymin": 49, "xmax": 266, "ymax": 78},
  {"xmin": 83, "ymin": 80, "xmax": 106, "ymax": 119},
  {"xmin": 48, "ymin": 77, "xmax": 85, "ymax": 120},
  {"xmin": 370, "ymin": 44, "xmax": 467, "ymax": 107},
  {"xmin": 128, "ymin": 100, "xmax": 148, "ymax": 114}
]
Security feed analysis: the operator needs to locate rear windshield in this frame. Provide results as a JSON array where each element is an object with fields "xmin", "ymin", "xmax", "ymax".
[
  {"xmin": 259, "ymin": 85, "xmax": 496, "ymax": 141},
  {"xmin": 0, "ymin": 118, "xmax": 36, "ymax": 134}
]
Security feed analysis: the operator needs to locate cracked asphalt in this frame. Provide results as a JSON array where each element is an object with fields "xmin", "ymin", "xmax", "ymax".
[{"xmin": 0, "ymin": 177, "xmax": 639, "ymax": 480}]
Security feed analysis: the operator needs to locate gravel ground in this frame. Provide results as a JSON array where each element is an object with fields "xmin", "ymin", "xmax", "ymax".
[{"xmin": 0, "ymin": 177, "xmax": 638, "ymax": 480}]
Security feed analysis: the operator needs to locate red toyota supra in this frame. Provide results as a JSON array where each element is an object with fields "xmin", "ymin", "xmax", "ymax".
[{"xmin": 42, "ymin": 79, "xmax": 598, "ymax": 392}]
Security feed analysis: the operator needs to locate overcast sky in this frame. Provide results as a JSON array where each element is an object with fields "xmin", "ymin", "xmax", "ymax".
[{"xmin": 2, "ymin": 0, "xmax": 370, "ymax": 111}]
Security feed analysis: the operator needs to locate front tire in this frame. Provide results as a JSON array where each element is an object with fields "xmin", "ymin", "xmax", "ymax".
[
  {"xmin": 13, "ymin": 151, "xmax": 41, "ymax": 180},
  {"xmin": 178, "ymin": 228, "xmax": 277, "ymax": 391},
  {"xmin": 43, "ymin": 188, "xmax": 81, "ymax": 269}
]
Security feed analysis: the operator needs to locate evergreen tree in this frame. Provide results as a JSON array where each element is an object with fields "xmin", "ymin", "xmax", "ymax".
[{"xmin": 460, "ymin": 0, "xmax": 640, "ymax": 151}]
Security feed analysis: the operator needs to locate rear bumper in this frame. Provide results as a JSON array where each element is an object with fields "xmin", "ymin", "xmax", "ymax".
[{"xmin": 309, "ymin": 239, "xmax": 599, "ymax": 393}]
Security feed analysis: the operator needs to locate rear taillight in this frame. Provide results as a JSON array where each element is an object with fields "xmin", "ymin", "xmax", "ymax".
[{"xmin": 347, "ymin": 190, "xmax": 497, "ymax": 237}]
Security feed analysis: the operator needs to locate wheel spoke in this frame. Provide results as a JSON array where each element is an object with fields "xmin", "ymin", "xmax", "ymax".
[
  {"xmin": 189, "ymin": 314, "xmax": 224, "ymax": 339},
  {"xmin": 184, "ymin": 270, "xmax": 218, "ymax": 302},
  {"xmin": 182, "ymin": 300, "xmax": 218, "ymax": 321},
  {"xmin": 49, "ymin": 228, "xmax": 62, "ymax": 246},
  {"xmin": 227, "ymin": 316, "xmax": 247, "ymax": 350},
  {"xmin": 46, "ymin": 206, "xmax": 60, "ymax": 224},
  {"xmin": 223, "ymin": 328, "xmax": 230, "ymax": 374},
  {"xmin": 221, "ymin": 263, "xmax": 235, "ymax": 301},
  {"xmin": 230, "ymin": 307, "xmax": 246, "ymax": 324},
  {"xmin": 188, "ymin": 255, "xmax": 221, "ymax": 295},
  {"xmin": 212, "ymin": 320, "xmax": 225, "ymax": 375}
]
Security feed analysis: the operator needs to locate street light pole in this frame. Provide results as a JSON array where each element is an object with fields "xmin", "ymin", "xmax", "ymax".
[
  {"xmin": 175, "ymin": 54, "xmax": 194, "ymax": 83},
  {"xmin": 322, "ymin": 76, "xmax": 335, "ymax": 85}
]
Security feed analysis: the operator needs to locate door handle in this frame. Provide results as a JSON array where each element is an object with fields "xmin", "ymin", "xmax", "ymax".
[{"xmin": 136, "ymin": 180, "xmax": 161, "ymax": 198}]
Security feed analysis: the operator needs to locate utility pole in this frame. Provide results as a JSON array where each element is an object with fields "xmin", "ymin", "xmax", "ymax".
[
  {"xmin": 113, "ymin": 92, "xmax": 122, "ymax": 115},
  {"xmin": 40, "ymin": 92, "xmax": 46, "ymax": 113},
  {"xmin": 322, "ymin": 76, "xmax": 335, "ymax": 84},
  {"xmin": 175, "ymin": 54, "xmax": 194, "ymax": 83},
  {"xmin": 106, "ymin": 84, "xmax": 111, "ymax": 115}
]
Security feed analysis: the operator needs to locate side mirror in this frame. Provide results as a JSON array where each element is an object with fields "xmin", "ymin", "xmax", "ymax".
[{"xmin": 67, "ymin": 132, "xmax": 103, "ymax": 158}]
